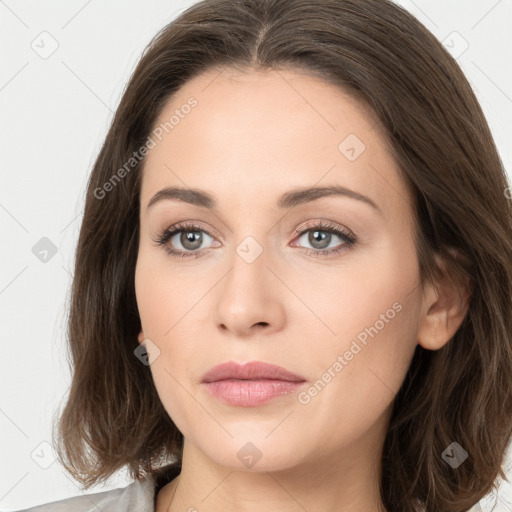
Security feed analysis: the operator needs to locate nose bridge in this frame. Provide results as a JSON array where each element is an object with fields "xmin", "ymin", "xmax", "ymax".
[
  {"xmin": 226, "ymin": 232, "xmax": 269, "ymax": 300},
  {"xmin": 213, "ymin": 228, "xmax": 285, "ymax": 335}
]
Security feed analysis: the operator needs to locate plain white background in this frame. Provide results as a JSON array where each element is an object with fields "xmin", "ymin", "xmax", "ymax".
[{"xmin": 1, "ymin": 0, "xmax": 511, "ymax": 510}]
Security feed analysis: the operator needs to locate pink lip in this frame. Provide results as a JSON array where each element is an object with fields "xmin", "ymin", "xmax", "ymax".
[{"xmin": 201, "ymin": 361, "xmax": 306, "ymax": 407}]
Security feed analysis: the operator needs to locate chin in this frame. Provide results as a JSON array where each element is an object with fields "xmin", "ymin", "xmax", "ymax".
[{"xmin": 191, "ymin": 428, "xmax": 310, "ymax": 473}]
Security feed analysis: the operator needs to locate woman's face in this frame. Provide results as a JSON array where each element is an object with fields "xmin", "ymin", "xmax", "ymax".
[{"xmin": 135, "ymin": 67, "xmax": 427, "ymax": 472}]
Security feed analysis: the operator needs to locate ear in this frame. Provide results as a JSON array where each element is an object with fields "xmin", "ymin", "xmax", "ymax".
[
  {"xmin": 138, "ymin": 330, "xmax": 145, "ymax": 344},
  {"xmin": 417, "ymin": 251, "xmax": 471, "ymax": 351}
]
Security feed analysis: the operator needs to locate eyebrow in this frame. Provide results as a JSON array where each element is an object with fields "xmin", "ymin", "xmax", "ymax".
[{"xmin": 146, "ymin": 185, "xmax": 382, "ymax": 215}]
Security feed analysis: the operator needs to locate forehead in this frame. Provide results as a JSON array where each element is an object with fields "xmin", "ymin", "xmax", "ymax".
[{"xmin": 139, "ymin": 66, "xmax": 412, "ymax": 222}]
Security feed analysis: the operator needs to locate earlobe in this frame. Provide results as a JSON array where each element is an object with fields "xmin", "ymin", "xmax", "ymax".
[
  {"xmin": 417, "ymin": 254, "xmax": 471, "ymax": 351},
  {"xmin": 138, "ymin": 330, "xmax": 145, "ymax": 344},
  {"xmin": 417, "ymin": 302, "xmax": 450, "ymax": 350}
]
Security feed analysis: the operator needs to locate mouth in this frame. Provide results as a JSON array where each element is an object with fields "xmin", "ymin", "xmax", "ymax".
[{"xmin": 201, "ymin": 360, "xmax": 307, "ymax": 407}]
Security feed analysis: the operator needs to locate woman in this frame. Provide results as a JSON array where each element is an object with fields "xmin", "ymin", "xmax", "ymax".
[{"xmin": 19, "ymin": 0, "xmax": 512, "ymax": 511}]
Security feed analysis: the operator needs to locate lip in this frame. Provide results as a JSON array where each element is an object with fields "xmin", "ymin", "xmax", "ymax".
[{"xmin": 201, "ymin": 361, "xmax": 306, "ymax": 407}]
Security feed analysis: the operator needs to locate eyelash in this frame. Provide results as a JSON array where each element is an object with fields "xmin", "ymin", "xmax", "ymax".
[{"xmin": 152, "ymin": 220, "xmax": 357, "ymax": 260}]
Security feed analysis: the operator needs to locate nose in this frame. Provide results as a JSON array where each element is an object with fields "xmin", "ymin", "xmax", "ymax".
[{"xmin": 213, "ymin": 242, "xmax": 286, "ymax": 338}]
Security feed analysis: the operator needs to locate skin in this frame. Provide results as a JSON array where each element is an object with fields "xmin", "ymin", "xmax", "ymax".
[{"xmin": 134, "ymin": 66, "xmax": 469, "ymax": 512}]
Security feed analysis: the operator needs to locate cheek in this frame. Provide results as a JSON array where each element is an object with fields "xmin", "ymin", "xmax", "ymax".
[
  {"xmin": 289, "ymin": 230, "xmax": 419, "ymax": 347},
  {"xmin": 135, "ymin": 267, "xmax": 217, "ymax": 392},
  {"xmin": 135, "ymin": 246, "xmax": 195, "ymax": 335},
  {"xmin": 294, "ymin": 295, "xmax": 420, "ymax": 456},
  {"xmin": 295, "ymin": 237, "xmax": 421, "ymax": 427},
  {"xmin": 135, "ymin": 250, "xmax": 207, "ymax": 429},
  {"xmin": 332, "ymin": 237, "xmax": 420, "ymax": 388},
  {"xmin": 135, "ymin": 253, "xmax": 199, "ymax": 378}
]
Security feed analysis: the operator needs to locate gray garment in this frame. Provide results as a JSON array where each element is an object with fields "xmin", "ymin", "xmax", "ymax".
[
  {"xmin": 13, "ymin": 462, "xmax": 181, "ymax": 512},
  {"xmin": 15, "ymin": 478, "xmax": 157, "ymax": 512}
]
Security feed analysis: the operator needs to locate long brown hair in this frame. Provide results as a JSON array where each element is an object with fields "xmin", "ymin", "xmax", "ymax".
[{"xmin": 53, "ymin": 1, "xmax": 512, "ymax": 510}]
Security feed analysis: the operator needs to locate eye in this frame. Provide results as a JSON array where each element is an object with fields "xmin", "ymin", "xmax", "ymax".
[
  {"xmin": 152, "ymin": 219, "xmax": 357, "ymax": 259},
  {"xmin": 152, "ymin": 221, "xmax": 219, "ymax": 259},
  {"xmin": 291, "ymin": 220, "xmax": 357, "ymax": 258}
]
